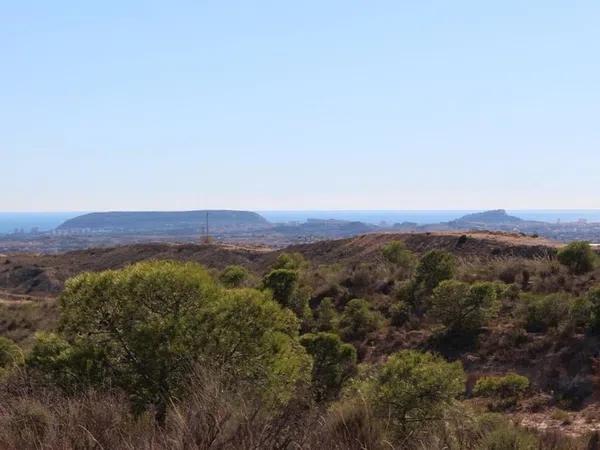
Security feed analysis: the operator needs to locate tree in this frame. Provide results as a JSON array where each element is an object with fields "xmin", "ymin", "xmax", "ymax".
[
  {"xmin": 339, "ymin": 299, "xmax": 382, "ymax": 341},
  {"xmin": 382, "ymin": 241, "xmax": 415, "ymax": 271},
  {"xmin": 195, "ymin": 289, "xmax": 312, "ymax": 407},
  {"xmin": 369, "ymin": 350, "xmax": 465, "ymax": 434},
  {"xmin": 557, "ymin": 241, "xmax": 596, "ymax": 275},
  {"xmin": 429, "ymin": 280, "xmax": 499, "ymax": 333},
  {"xmin": 219, "ymin": 265, "xmax": 249, "ymax": 288},
  {"xmin": 273, "ymin": 252, "xmax": 307, "ymax": 271},
  {"xmin": 41, "ymin": 261, "xmax": 310, "ymax": 422},
  {"xmin": 415, "ymin": 250, "xmax": 456, "ymax": 293},
  {"xmin": 300, "ymin": 332, "xmax": 357, "ymax": 401},
  {"xmin": 262, "ymin": 269, "xmax": 299, "ymax": 308},
  {"xmin": 315, "ymin": 298, "xmax": 338, "ymax": 332}
]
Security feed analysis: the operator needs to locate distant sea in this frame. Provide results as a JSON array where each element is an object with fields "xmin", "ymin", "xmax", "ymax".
[
  {"xmin": 2, "ymin": 210, "xmax": 600, "ymax": 235},
  {"xmin": 0, "ymin": 213, "xmax": 83, "ymax": 234}
]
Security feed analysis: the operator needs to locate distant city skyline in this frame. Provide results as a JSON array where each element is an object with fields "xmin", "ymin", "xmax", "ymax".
[{"xmin": 2, "ymin": 1, "xmax": 600, "ymax": 211}]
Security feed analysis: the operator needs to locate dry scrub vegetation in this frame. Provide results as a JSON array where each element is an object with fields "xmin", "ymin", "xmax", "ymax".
[{"xmin": 1, "ymin": 236, "xmax": 600, "ymax": 448}]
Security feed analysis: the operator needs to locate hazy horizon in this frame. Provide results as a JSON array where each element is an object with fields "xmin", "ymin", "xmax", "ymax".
[{"xmin": 3, "ymin": 209, "xmax": 600, "ymax": 234}]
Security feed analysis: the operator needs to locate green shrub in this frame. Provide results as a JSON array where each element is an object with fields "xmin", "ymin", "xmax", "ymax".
[
  {"xmin": 389, "ymin": 301, "xmax": 409, "ymax": 327},
  {"xmin": 382, "ymin": 241, "xmax": 415, "ymax": 270},
  {"xmin": 0, "ymin": 336, "xmax": 23, "ymax": 377},
  {"xmin": 339, "ymin": 299, "xmax": 382, "ymax": 340},
  {"xmin": 570, "ymin": 296, "xmax": 592, "ymax": 329},
  {"xmin": 219, "ymin": 265, "xmax": 249, "ymax": 288},
  {"xmin": 43, "ymin": 261, "xmax": 310, "ymax": 421},
  {"xmin": 478, "ymin": 415, "xmax": 538, "ymax": 450},
  {"xmin": 519, "ymin": 293, "xmax": 572, "ymax": 332},
  {"xmin": 300, "ymin": 332, "xmax": 357, "ymax": 401},
  {"xmin": 415, "ymin": 250, "xmax": 457, "ymax": 293},
  {"xmin": 587, "ymin": 287, "xmax": 600, "ymax": 331},
  {"xmin": 429, "ymin": 280, "xmax": 499, "ymax": 333},
  {"xmin": 314, "ymin": 298, "xmax": 338, "ymax": 332},
  {"xmin": 473, "ymin": 373, "xmax": 530, "ymax": 398},
  {"xmin": 557, "ymin": 241, "xmax": 596, "ymax": 275},
  {"xmin": 273, "ymin": 252, "xmax": 307, "ymax": 271},
  {"xmin": 369, "ymin": 350, "xmax": 465, "ymax": 434},
  {"xmin": 26, "ymin": 332, "xmax": 111, "ymax": 391},
  {"xmin": 262, "ymin": 269, "xmax": 299, "ymax": 307}
]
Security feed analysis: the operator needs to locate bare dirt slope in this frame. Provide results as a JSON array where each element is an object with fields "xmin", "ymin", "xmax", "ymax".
[{"xmin": 0, "ymin": 231, "xmax": 558, "ymax": 297}]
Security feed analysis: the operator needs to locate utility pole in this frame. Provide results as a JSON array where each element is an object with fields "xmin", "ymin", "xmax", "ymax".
[{"xmin": 203, "ymin": 211, "xmax": 210, "ymax": 244}]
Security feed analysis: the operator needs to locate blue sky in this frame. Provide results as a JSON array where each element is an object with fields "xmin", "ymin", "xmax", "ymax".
[{"xmin": 1, "ymin": 1, "xmax": 599, "ymax": 212}]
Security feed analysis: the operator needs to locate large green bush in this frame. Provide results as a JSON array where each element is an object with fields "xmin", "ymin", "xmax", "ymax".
[
  {"xmin": 219, "ymin": 265, "xmax": 249, "ymax": 288},
  {"xmin": 369, "ymin": 350, "xmax": 465, "ymax": 433},
  {"xmin": 300, "ymin": 332, "xmax": 357, "ymax": 401},
  {"xmin": 557, "ymin": 241, "xmax": 596, "ymax": 275},
  {"xmin": 429, "ymin": 280, "xmax": 499, "ymax": 333},
  {"xmin": 30, "ymin": 261, "xmax": 311, "ymax": 421},
  {"xmin": 382, "ymin": 241, "xmax": 415, "ymax": 270},
  {"xmin": 339, "ymin": 299, "xmax": 382, "ymax": 340},
  {"xmin": 415, "ymin": 250, "xmax": 457, "ymax": 293},
  {"xmin": 272, "ymin": 252, "xmax": 307, "ymax": 271},
  {"xmin": 519, "ymin": 293, "xmax": 572, "ymax": 332}
]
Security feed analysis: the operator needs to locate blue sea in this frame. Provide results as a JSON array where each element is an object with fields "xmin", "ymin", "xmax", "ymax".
[
  {"xmin": 2, "ymin": 210, "xmax": 600, "ymax": 234},
  {"xmin": 0, "ymin": 212, "xmax": 83, "ymax": 234}
]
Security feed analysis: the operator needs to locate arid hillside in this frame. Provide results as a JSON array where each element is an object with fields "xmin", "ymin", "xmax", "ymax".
[{"xmin": 0, "ymin": 231, "xmax": 557, "ymax": 297}]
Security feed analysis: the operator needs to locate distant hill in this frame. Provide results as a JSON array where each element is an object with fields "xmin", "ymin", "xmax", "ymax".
[
  {"xmin": 57, "ymin": 210, "xmax": 271, "ymax": 233},
  {"xmin": 450, "ymin": 209, "xmax": 524, "ymax": 225}
]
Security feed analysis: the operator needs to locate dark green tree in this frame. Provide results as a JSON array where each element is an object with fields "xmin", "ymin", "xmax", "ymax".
[
  {"xmin": 219, "ymin": 265, "xmax": 249, "ymax": 288},
  {"xmin": 369, "ymin": 350, "xmax": 465, "ymax": 434},
  {"xmin": 262, "ymin": 269, "xmax": 299, "ymax": 308},
  {"xmin": 300, "ymin": 332, "xmax": 357, "ymax": 401},
  {"xmin": 429, "ymin": 280, "xmax": 499, "ymax": 333},
  {"xmin": 315, "ymin": 297, "xmax": 338, "ymax": 332},
  {"xmin": 415, "ymin": 250, "xmax": 457, "ymax": 293},
  {"xmin": 557, "ymin": 241, "xmax": 596, "ymax": 275},
  {"xmin": 273, "ymin": 252, "xmax": 307, "ymax": 271},
  {"xmin": 339, "ymin": 299, "xmax": 382, "ymax": 341}
]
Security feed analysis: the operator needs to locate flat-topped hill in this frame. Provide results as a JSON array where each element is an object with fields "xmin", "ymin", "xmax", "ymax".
[{"xmin": 57, "ymin": 210, "xmax": 271, "ymax": 233}]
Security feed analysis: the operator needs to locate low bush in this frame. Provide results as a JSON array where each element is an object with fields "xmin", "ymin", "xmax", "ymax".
[
  {"xmin": 389, "ymin": 301, "xmax": 410, "ymax": 327},
  {"xmin": 473, "ymin": 373, "xmax": 530, "ymax": 398},
  {"xmin": 519, "ymin": 293, "xmax": 573, "ymax": 332}
]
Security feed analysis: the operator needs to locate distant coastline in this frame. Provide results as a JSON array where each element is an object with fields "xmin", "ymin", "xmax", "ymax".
[{"xmin": 2, "ymin": 210, "xmax": 600, "ymax": 235}]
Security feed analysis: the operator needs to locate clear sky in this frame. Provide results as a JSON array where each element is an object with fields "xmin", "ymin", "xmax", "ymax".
[{"xmin": 1, "ymin": 1, "xmax": 599, "ymax": 212}]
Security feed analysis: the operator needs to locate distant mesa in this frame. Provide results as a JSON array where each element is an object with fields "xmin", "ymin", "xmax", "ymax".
[{"xmin": 57, "ymin": 210, "xmax": 271, "ymax": 234}]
